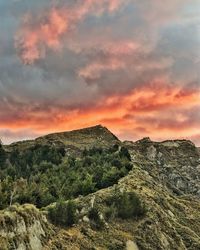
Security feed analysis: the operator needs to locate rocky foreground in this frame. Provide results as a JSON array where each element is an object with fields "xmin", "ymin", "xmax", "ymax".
[{"xmin": 0, "ymin": 125, "xmax": 200, "ymax": 250}]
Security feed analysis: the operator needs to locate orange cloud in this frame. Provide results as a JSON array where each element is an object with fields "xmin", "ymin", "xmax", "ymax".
[
  {"xmin": 78, "ymin": 59, "xmax": 126, "ymax": 80},
  {"xmin": 15, "ymin": 8, "xmax": 69, "ymax": 64},
  {"xmin": 1, "ymin": 83, "xmax": 200, "ymax": 145},
  {"xmin": 78, "ymin": 41, "xmax": 139, "ymax": 80},
  {"xmin": 15, "ymin": 0, "xmax": 125, "ymax": 64}
]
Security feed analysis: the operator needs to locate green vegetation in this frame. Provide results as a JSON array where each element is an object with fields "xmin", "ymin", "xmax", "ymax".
[
  {"xmin": 105, "ymin": 190, "xmax": 146, "ymax": 220},
  {"xmin": 48, "ymin": 200, "xmax": 77, "ymax": 227},
  {"xmin": 0, "ymin": 141, "xmax": 6, "ymax": 168},
  {"xmin": 0, "ymin": 143, "xmax": 132, "ymax": 209},
  {"xmin": 88, "ymin": 206, "xmax": 104, "ymax": 230}
]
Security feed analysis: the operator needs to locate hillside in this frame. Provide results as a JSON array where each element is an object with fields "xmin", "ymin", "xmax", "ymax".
[
  {"xmin": 0, "ymin": 126, "xmax": 200, "ymax": 250},
  {"xmin": 5, "ymin": 125, "xmax": 120, "ymax": 153}
]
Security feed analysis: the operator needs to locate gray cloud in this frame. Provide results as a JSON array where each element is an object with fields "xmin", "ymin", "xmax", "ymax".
[
  {"xmin": 0, "ymin": 128, "xmax": 41, "ymax": 144},
  {"xmin": 0, "ymin": 0, "xmax": 199, "ymax": 143}
]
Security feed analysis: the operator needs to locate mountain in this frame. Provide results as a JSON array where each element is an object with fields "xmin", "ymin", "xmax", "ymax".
[
  {"xmin": 0, "ymin": 126, "xmax": 200, "ymax": 250},
  {"xmin": 5, "ymin": 125, "xmax": 120, "ymax": 153}
]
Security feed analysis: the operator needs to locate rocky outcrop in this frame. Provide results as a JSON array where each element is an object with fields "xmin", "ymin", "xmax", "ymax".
[
  {"xmin": 41, "ymin": 162, "xmax": 200, "ymax": 249},
  {"xmin": 5, "ymin": 125, "xmax": 120, "ymax": 154},
  {"xmin": 124, "ymin": 138, "xmax": 200, "ymax": 197},
  {"xmin": 1, "ymin": 128, "xmax": 200, "ymax": 249},
  {"xmin": 0, "ymin": 205, "xmax": 53, "ymax": 250},
  {"xmin": 2, "ymin": 163, "xmax": 200, "ymax": 249}
]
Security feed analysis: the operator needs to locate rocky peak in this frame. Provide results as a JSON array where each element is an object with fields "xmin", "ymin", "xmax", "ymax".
[
  {"xmin": 126, "ymin": 138, "xmax": 200, "ymax": 197},
  {"xmin": 6, "ymin": 125, "xmax": 120, "ymax": 152},
  {"xmin": 37, "ymin": 124, "xmax": 120, "ymax": 149},
  {"xmin": 136, "ymin": 137, "xmax": 152, "ymax": 144}
]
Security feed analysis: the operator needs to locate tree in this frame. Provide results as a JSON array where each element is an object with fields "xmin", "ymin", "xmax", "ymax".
[
  {"xmin": 101, "ymin": 167, "xmax": 120, "ymax": 188},
  {"xmin": 0, "ymin": 143, "xmax": 133, "ymax": 209},
  {"xmin": 116, "ymin": 191, "xmax": 145, "ymax": 219},
  {"xmin": 119, "ymin": 147, "xmax": 131, "ymax": 161},
  {"xmin": 88, "ymin": 207, "xmax": 104, "ymax": 230},
  {"xmin": 9, "ymin": 178, "xmax": 27, "ymax": 206},
  {"xmin": 0, "ymin": 141, "xmax": 6, "ymax": 169},
  {"xmin": 81, "ymin": 174, "xmax": 96, "ymax": 195},
  {"xmin": 48, "ymin": 200, "xmax": 77, "ymax": 227}
]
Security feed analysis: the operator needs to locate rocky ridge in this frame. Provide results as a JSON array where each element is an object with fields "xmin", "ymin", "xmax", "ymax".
[
  {"xmin": 1, "ymin": 126, "xmax": 200, "ymax": 250},
  {"xmin": 124, "ymin": 138, "xmax": 200, "ymax": 197}
]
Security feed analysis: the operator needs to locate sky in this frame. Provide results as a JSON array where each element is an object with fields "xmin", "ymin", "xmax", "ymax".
[{"xmin": 0, "ymin": 0, "xmax": 200, "ymax": 145}]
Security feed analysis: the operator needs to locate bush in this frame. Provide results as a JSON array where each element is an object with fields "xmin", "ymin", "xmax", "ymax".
[
  {"xmin": 0, "ymin": 143, "xmax": 6, "ymax": 169},
  {"xmin": 117, "ymin": 192, "xmax": 145, "ymax": 219},
  {"xmin": 88, "ymin": 207, "xmax": 104, "ymax": 229},
  {"xmin": 108, "ymin": 144, "xmax": 119, "ymax": 153},
  {"xmin": 0, "ymin": 143, "xmax": 133, "ymax": 209},
  {"xmin": 101, "ymin": 167, "xmax": 121, "ymax": 188},
  {"xmin": 48, "ymin": 200, "xmax": 77, "ymax": 227},
  {"xmin": 119, "ymin": 147, "xmax": 131, "ymax": 161},
  {"xmin": 105, "ymin": 191, "xmax": 145, "ymax": 220},
  {"xmin": 104, "ymin": 205, "xmax": 117, "ymax": 221},
  {"xmin": 81, "ymin": 174, "xmax": 96, "ymax": 195},
  {"xmin": 88, "ymin": 207, "xmax": 98, "ymax": 220}
]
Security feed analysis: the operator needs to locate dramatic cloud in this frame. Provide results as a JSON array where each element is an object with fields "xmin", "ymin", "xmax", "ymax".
[
  {"xmin": 0, "ymin": 82, "xmax": 199, "ymax": 144},
  {"xmin": 0, "ymin": 0, "xmax": 200, "ymax": 145},
  {"xmin": 15, "ymin": 8, "xmax": 69, "ymax": 64},
  {"xmin": 0, "ymin": 129, "xmax": 40, "ymax": 145},
  {"xmin": 15, "ymin": 0, "xmax": 126, "ymax": 64},
  {"xmin": 78, "ymin": 41, "xmax": 139, "ymax": 80}
]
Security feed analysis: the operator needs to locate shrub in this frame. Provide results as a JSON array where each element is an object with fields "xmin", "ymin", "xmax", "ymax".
[
  {"xmin": 88, "ymin": 207, "xmax": 98, "ymax": 220},
  {"xmin": 111, "ymin": 159, "xmax": 122, "ymax": 169},
  {"xmin": 104, "ymin": 204, "xmax": 117, "ymax": 221},
  {"xmin": 48, "ymin": 200, "xmax": 77, "ymax": 227},
  {"xmin": 105, "ymin": 191, "xmax": 145, "ymax": 220},
  {"xmin": 0, "ymin": 143, "xmax": 133, "ymax": 209},
  {"xmin": 108, "ymin": 144, "xmax": 119, "ymax": 153},
  {"xmin": 119, "ymin": 147, "xmax": 131, "ymax": 161},
  {"xmin": 81, "ymin": 174, "xmax": 96, "ymax": 195},
  {"xmin": 101, "ymin": 167, "xmax": 121, "ymax": 188},
  {"xmin": 117, "ymin": 192, "xmax": 145, "ymax": 219},
  {"xmin": 88, "ymin": 207, "xmax": 104, "ymax": 229},
  {"xmin": 0, "ymin": 143, "xmax": 6, "ymax": 169},
  {"xmin": 124, "ymin": 162, "xmax": 133, "ymax": 171}
]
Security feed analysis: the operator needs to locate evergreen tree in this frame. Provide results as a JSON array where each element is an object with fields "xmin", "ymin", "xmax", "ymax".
[{"xmin": 0, "ymin": 140, "xmax": 6, "ymax": 169}]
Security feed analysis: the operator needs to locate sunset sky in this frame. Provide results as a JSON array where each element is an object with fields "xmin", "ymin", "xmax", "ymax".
[{"xmin": 0, "ymin": 0, "xmax": 200, "ymax": 145}]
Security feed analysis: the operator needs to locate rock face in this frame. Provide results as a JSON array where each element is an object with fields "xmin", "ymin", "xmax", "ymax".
[
  {"xmin": 0, "ymin": 204, "xmax": 53, "ymax": 250},
  {"xmin": 36, "ymin": 125, "xmax": 120, "ymax": 149},
  {"xmin": 124, "ymin": 138, "xmax": 200, "ymax": 197},
  {"xmin": 1, "ymin": 127, "xmax": 200, "ymax": 250},
  {"xmin": 126, "ymin": 240, "xmax": 139, "ymax": 250}
]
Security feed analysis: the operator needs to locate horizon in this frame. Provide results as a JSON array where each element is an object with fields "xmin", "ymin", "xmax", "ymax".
[
  {"xmin": 0, "ymin": 0, "xmax": 200, "ymax": 146},
  {"xmin": 2, "ymin": 124, "xmax": 199, "ymax": 147}
]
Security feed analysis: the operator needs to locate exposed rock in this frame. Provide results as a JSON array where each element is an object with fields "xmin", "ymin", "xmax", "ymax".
[
  {"xmin": 126, "ymin": 138, "xmax": 200, "ymax": 197},
  {"xmin": 0, "ymin": 204, "xmax": 53, "ymax": 250},
  {"xmin": 5, "ymin": 125, "xmax": 120, "ymax": 154},
  {"xmin": 1, "ymin": 126, "xmax": 200, "ymax": 250},
  {"xmin": 147, "ymin": 145, "xmax": 157, "ymax": 160},
  {"xmin": 82, "ymin": 216, "xmax": 90, "ymax": 223},
  {"xmin": 126, "ymin": 240, "xmax": 139, "ymax": 250}
]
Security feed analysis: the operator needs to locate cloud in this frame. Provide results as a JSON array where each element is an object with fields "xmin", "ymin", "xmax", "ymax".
[
  {"xmin": 78, "ymin": 41, "xmax": 139, "ymax": 80},
  {"xmin": 15, "ymin": 0, "xmax": 126, "ymax": 64},
  {"xmin": 0, "ymin": 128, "xmax": 41, "ymax": 144},
  {"xmin": 15, "ymin": 8, "xmax": 69, "ymax": 64},
  {"xmin": 0, "ymin": 0, "xmax": 200, "ymax": 145},
  {"xmin": 0, "ymin": 82, "xmax": 199, "ymax": 144},
  {"xmin": 189, "ymin": 134, "xmax": 200, "ymax": 146},
  {"xmin": 136, "ymin": 0, "xmax": 188, "ymax": 25}
]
